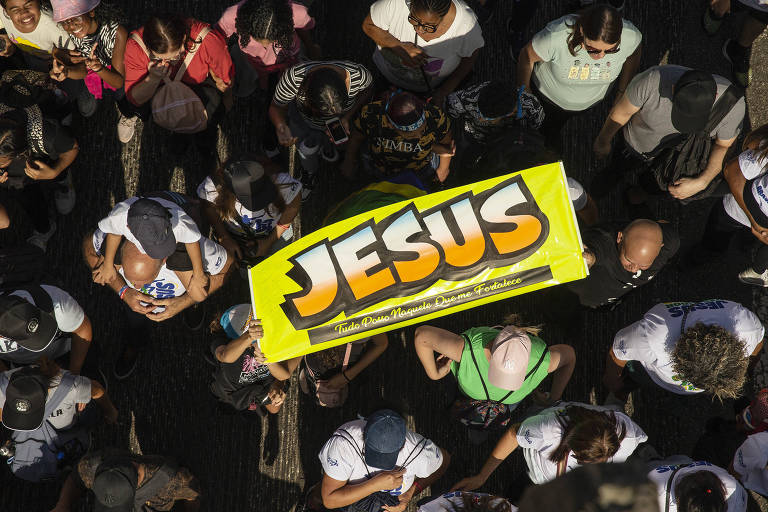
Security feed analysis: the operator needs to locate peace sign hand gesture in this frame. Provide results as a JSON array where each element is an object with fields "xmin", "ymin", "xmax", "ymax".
[
  {"xmin": 85, "ymin": 42, "xmax": 103, "ymax": 72},
  {"xmin": 49, "ymin": 57, "xmax": 67, "ymax": 82}
]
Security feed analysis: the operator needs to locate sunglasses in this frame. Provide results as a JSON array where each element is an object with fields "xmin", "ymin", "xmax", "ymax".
[
  {"xmin": 584, "ymin": 43, "xmax": 620, "ymax": 55},
  {"xmin": 408, "ymin": 14, "xmax": 439, "ymax": 34}
]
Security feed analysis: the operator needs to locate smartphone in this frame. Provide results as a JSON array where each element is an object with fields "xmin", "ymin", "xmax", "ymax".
[{"xmin": 326, "ymin": 117, "xmax": 348, "ymax": 145}]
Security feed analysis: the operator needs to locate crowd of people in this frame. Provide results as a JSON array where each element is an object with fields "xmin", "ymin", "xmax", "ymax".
[{"xmin": 0, "ymin": 0, "xmax": 767, "ymax": 511}]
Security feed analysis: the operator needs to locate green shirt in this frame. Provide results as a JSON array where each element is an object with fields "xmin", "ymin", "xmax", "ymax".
[{"xmin": 451, "ymin": 327, "xmax": 550, "ymax": 405}]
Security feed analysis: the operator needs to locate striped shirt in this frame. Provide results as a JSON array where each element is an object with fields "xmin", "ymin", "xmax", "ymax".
[
  {"xmin": 68, "ymin": 21, "xmax": 121, "ymax": 66},
  {"xmin": 272, "ymin": 60, "xmax": 373, "ymax": 129}
]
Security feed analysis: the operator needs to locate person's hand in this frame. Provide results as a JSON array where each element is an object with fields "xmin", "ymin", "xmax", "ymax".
[
  {"xmin": 0, "ymin": 34, "xmax": 16, "ymax": 58},
  {"xmin": 593, "ymin": 136, "xmax": 612, "ymax": 159},
  {"xmin": 92, "ymin": 260, "xmax": 118, "ymax": 285},
  {"xmin": 77, "ymin": 402, "xmax": 87, "ymax": 412},
  {"xmin": 0, "ymin": 170, "xmax": 8, "ymax": 184},
  {"xmin": 58, "ymin": 48, "xmax": 86, "ymax": 65},
  {"xmin": 209, "ymin": 68, "xmax": 231, "ymax": 93},
  {"xmin": 396, "ymin": 42, "xmax": 428, "ymax": 68},
  {"xmin": 248, "ymin": 319, "xmax": 264, "ymax": 342},
  {"xmin": 122, "ymin": 288, "xmax": 155, "ymax": 315},
  {"xmin": 267, "ymin": 382, "xmax": 286, "ymax": 408},
  {"xmin": 275, "ymin": 124, "xmax": 297, "ymax": 146},
  {"xmin": 533, "ymin": 389, "xmax": 552, "ymax": 406},
  {"xmin": 668, "ymin": 176, "xmax": 705, "ymax": 200},
  {"xmin": 220, "ymin": 236, "xmax": 243, "ymax": 260},
  {"xmin": 147, "ymin": 60, "xmax": 170, "ymax": 81},
  {"xmin": 372, "ymin": 468, "xmax": 406, "ymax": 490},
  {"xmin": 582, "ymin": 245, "xmax": 595, "ymax": 267},
  {"xmin": 25, "ymin": 160, "xmax": 57, "ymax": 180},
  {"xmin": 451, "ymin": 474, "xmax": 486, "ymax": 492},
  {"xmin": 84, "ymin": 42, "xmax": 102, "ymax": 72},
  {"xmin": 145, "ymin": 296, "xmax": 185, "ymax": 322},
  {"xmin": 436, "ymin": 165, "xmax": 450, "ymax": 183},
  {"xmin": 751, "ymin": 223, "xmax": 768, "ymax": 245},
  {"xmin": 326, "ymin": 372, "xmax": 348, "ymax": 390},
  {"xmin": 435, "ymin": 354, "xmax": 453, "ymax": 379},
  {"xmin": 188, "ymin": 273, "xmax": 209, "ymax": 300},
  {"xmin": 383, "ymin": 489, "xmax": 413, "ymax": 512},
  {"xmin": 49, "ymin": 57, "xmax": 67, "ymax": 82}
]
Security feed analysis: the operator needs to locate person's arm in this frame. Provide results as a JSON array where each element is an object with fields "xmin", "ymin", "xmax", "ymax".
[
  {"xmin": 451, "ymin": 424, "xmax": 520, "ymax": 491},
  {"xmin": 266, "ymin": 356, "xmax": 301, "ymax": 381},
  {"xmin": 214, "ymin": 320, "xmax": 262, "ymax": 364},
  {"xmin": 721, "ymin": 155, "xmax": 766, "ymax": 242},
  {"xmin": 268, "ymin": 102, "xmax": 298, "ymax": 146},
  {"xmin": 200, "ymin": 198, "xmax": 242, "ymax": 259},
  {"xmin": 325, "ymin": 334, "xmax": 389, "ymax": 389},
  {"xmin": 516, "ymin": 42, "xmax": 543, "ymax": 91},
  {"xmin": 90, "ymin": 380, "xmax": 118, "ymax": 424},
  {"xmin": 256, "ymin": 194, "xmax": 301, "ymax": 256},
  {"xmin": 96, "ymin": 26, "xmax": 128, "ymax": 89},
  {"xmin": 322, "ymin": 469, "xmax": 407, "ymax": 510},
  {"xmin": 51, "ymin": 47, "xmax": 87, "ymax": 80},
  {"xmin": 432, "ymin": 49, "xmax": 480, "ymax": 106},
  {"xmin": 339, "ymin": 126, "xmax": 366, "ymax": 179},
  {"xmin": 129, "ymin": 61, "xmax": 170, "ymax": 106},
  {"xmin": 413, "ymin": 325, "xmax": 465, "ymax": 380},
  {"xmin": 0, "ymin": 202, "xmax": 9, "ymax": 229},
  {"xmin": 184, "ymin": 242, "xmax": 209, "ymax": 302},
  {"xmin": 92, "ymin": 233, "xmax": 122, "ymax": 284},
  {"xmin": 668, "ymin": 136, "xmax": 736, "ymax": 200},
  {"xmin": 67, "ymin": 315, "xmax": 92, "ymax": 375},
  {"xmin": 602, "ymin": 349, "xmax": 629, "ymax": 396},
  {"xmin": 593, "ymin": 95, "xmax": 641, "ymax": 158},
  {"xmin": 25, "ymin": 142, "xmax": 79, "ymax": 181},
  {"xmin": 545, "ymin": 344, "xmax": 575, "ymax": 403},
  {"xmin": 50, "ymin": 471, "xmax": 85, "ymax": 512},
  {"xmin": 361, "ymin": 13, "xmax": 427, "ymax": 69},
  {"xmin": 433, "ymin": 128, "xmax": 455, "ymax": 183},
  {"xmin": 613, "ymin": 43, "xmax": 642, "ymax": 103}
]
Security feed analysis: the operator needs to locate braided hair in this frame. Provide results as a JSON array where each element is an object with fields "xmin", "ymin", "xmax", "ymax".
[
  {"xmin": 297, "ymin": 67, "xmax": 348, "ymax": 117},
  {"xmin": 410, "ymin": 0, "xmax": 452, "ymax": 17},
  {"xmin": 235, "ymin": 0, "xmax": 295, "ymax": 51}
]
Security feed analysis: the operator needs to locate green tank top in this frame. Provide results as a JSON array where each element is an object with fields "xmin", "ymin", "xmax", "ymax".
[{"xmin": 450, "ymin": 326, "xmax": 550, "ymax": 405}]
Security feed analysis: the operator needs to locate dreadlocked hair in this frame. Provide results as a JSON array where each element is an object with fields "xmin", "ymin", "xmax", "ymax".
[
  {"xmin": 297, "ymin": 67, "xmax": 348, "ymax": 117},
  {"xmin": 410, "ymin": 0, "xmax": 452, "ymax": 17},
  {"xmin": 449, "ymin": 493, "xmax": 513, "ymax": 512},
  {"xmin": 501, "ymin": 313, "xmax": 542, "ymax": 337},
  {"xmin": 675, "ymin": 471, "xmax": 726, "ymax": 512},
  {"xmin": 0, "ymin": 110, "xmax": 29, "ymax": 160},
  {"xmin": 235, "ymin": 0, "xmax": 295, "ymax": 51},
  {"xmin": 672, "ymin": 322, "xmax": 748, "ymax": 401},
  {"xmin": 549, "ymin": 405, "xmax": 627, "ymax": 465},
  {"xmin": 565, "ymin": 4, "xmax": 623, "ymax": 57},
  {"xmin": 743, "ymin": 122, "xmax": 768, "ymax": 164}
]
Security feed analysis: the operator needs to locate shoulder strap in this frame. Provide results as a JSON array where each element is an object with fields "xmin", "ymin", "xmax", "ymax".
[
  {"xmin": 400, "ymin": 437, "xmax": 428, "ymax": 469},
  {"xmin": 525, "ymin": 345, "xmax": 549, "ymax": 381},
  {"xmin": 465, "ymin": 334, "xmax": 491, "ymax": 402},
  {"xmin": 130, "ymin": 32, "xmax": 149, "ymax": 57},
  {"xmin": 134, "ymin": 460, "xmax": 180, "ymax": 505},
  {"xmin": 704, "ymin": 85, "xmax": 743, "ymax": 134},
  {"xmin": 665, "ymin": 464, "xmax": 691, "ymax": 512},
  {"xmin": 341, "ymin": 343, "xmax": 353, "ymax": 371},
  {"xmin": 331, "ymin": 428, "xmax": 371, "ymax": 478},
  {"xmin": 43, "ymin": 372, "xmax": 76, "ymax": 420},
  {"xmin": 174, "ymin": 26, "xmax": 211, "ymax": 83}
]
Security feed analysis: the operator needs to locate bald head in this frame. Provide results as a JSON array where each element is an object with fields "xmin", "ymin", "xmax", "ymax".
[
  {"xmin": 121, "ymin": 241, "xmax": 163, "ymax": 288},
  {"xmin": 617, "ymin": 219, "xmax": 664, "ymax": 273}
]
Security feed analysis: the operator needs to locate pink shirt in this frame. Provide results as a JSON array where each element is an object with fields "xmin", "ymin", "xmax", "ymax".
[{"xmin": 216, "ymin": 1, "xmax": 315, "ymax": 73}]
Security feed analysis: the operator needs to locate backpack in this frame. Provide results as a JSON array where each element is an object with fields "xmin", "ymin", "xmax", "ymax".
[
  {"xmin": 130, "ymin": 28, "xmax": 211, "ymax": 134},
  {"xmin": 0, "ymin": 245, "xmax": 49, "ymax": 289},
  {"xmin": 0, "ymin": 370, "xmax": 90, "ymax": 482},
  {"xmin": 0, "ymin": 70, "xmax": 56, "ymax": 110},
  {"xmin": 650, "ymin": 85, "xmax": 743, "ymax": 204},
  {"xmin": 299, "ymin": 343, "xmax": 352, "ymax": 408}
]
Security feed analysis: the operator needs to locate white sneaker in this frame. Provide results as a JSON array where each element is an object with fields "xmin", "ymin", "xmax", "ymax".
[
  {"xmin": 27, "ymin": 219, "xmax": 56, "ymax": 251},
  {"xmin": 54, "ymin": 173, "xmax": 76, "ymax": 214},
  {"xmin": 117, "ymin": 115, "xmax": 138, "ymax": 144},
  {"xmin": 738, "ymin": 267, "xmax": 768, "ymax": 287}
]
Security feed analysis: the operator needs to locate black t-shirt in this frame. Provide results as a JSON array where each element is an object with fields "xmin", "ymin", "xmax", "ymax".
[
  {"xmin": 213, "ymin": 335, "xmax": 273, "ymax": 388},
  {"xmin": 566, "ymin": 222, "xmax": 680, "ymax": 308}
]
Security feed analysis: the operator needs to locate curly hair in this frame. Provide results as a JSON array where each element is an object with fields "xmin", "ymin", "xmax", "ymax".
[
  {"xmin": 565, "ymin": 4, "xmax": 623, "ymax": 57},
  {"xmin": 675, "ymin": 471, "xmax": 726, "ymax": 512},
  {"xmin": 234, "ymin": 0, "xmax": 295, "ymax": 51},
  {"xmin": 672, "ymin": 322, "xmax": 748, "ymax": 401},
  {"xmin": 410, "ymin": 0, "xmax": 452, "ymax": 17},
  {"xmin": 549, "ymin": 405, "xmax": 627, "ymax": 465},
  {"xmin": 477, "ymin": 81, "xmax": 518, "ymax": 120},
  {"xmin": 94, "ymin": 1, "xmax": 126, "ymax": 27}
]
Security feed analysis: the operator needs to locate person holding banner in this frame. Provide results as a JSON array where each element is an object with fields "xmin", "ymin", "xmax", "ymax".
[{"xmin": 413, "ymin": 320, "xmax": 575, "ymax": 440}]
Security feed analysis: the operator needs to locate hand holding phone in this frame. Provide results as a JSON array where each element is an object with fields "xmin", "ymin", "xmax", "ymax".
[{"xmin": 326, "ymin": 117, "xmax": 348, "ymax": 145}]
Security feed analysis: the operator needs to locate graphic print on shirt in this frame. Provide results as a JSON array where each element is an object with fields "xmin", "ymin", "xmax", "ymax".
[
  {"xmin": 140, "ymin": 279, "xmax": 177, "ymax": 299},
  {"xmin": 239, "ymin": 354, "xmax": 271, "ymax": 384},
  {"xmin": 565, "ymin": 60, "xmax": 611, "ymax": 81},
  {"xmin": 242, "ymin": 216, "xmax": 274, "ymax": 235},
  {"xmin": 663, "ymin": 300, "xmax": 728, "ymax": 318},
  {"xmin": 0, "ymin": 338, "xmax": 18, "ymax": 353}
]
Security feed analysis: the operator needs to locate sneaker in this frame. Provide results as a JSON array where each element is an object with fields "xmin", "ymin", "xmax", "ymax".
[
  {"xmin": 702, "ymin": 7, "xmax": 724, "ymax": 35},
  {"xmin": 26, "ymin": 219, "xmax": 56, "ymax": 251},
  {"xmin": 113, "ymin": 344, "xmax": 138, "ymax": 380},
  {"xmin": 320, "ymin": 144, "xmax": 339, "ymax": 163},
  {"xmin": 182, "ymin": 303, "xmax": 206, "ymax": 331},
  {"xmin": 54, "ymin": 173, "xmax": 76, "ymax": 215},
  {"xmin": 738, "ymin": 267, "xmax": 768, "ymax": 287},
  {"xmin": 77, "ymin": 91, "xmax": 97, "ymax": 118},
  {"xmin": 722, "ymin": 39, "xmax": 752, "ymax": 88},
  {"xmin": 117, "ymin": 115, "xmax": 138, "ymax": 144}
]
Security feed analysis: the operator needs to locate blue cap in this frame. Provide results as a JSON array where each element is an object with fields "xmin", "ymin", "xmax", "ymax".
[{"xmin": 364, "ymin": 409, "xmax": 406, "ymax": 470}]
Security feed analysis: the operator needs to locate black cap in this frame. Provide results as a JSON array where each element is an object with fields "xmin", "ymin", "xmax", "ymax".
[
  {"xmin": 671, "ymin": 70, "xmax": 717, "ymax": 134},
  {"xmin": 126, "ymin": 198, "xmax": 176, "ymax": 260},
  {"xmin": 363, "ymin": 409, "xmax": 407, "ymax": 470},
  {"xmin": 222, "ymin": 160, "xmax": 278, "ymax": 212},
  {"xmin": 1, "ymin": 368, "xmax": 47, "ymax": 431},
  {"xmin": 0, "ymin": 294, "xmax": 58, "ymax": 353},
  {"xmin": 93, "ymin": 457, "xmax": 139, "ymax": 512}
]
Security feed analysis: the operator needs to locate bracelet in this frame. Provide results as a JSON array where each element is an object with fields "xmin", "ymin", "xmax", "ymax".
[
  {"xmin": 118, "ymin": 285, "xmax": 129, "ymax": 300},
  {"xmin": 277, "ymin": 223, "xmax": 290, "ymax": 230},
  {"xmin": 342, "ymin": 370, "xmax": 350, "ymax": 383}
]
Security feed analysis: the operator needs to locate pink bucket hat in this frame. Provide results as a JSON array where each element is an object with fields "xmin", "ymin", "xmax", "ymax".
[
  {"xmin": 487, "ymin": 326, "xmax": 532, "ymax": 390},
  {"xmin": 51, "ymin": 0, "xmax": 100, "ymax": 23}
]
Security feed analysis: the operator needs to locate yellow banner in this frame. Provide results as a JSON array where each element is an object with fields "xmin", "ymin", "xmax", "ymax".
[{"xmin": 249, "ymin": 162, "xmax": 587, "ymax": 362}]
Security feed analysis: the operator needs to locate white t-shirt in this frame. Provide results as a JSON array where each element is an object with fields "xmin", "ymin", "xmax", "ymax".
[
  {"xmin": 97, "ymin": 196, "xmax": 201, "ymax": 257},
  {"xmin": 196, "ymin": 173, "xmax": 301, "ymax": 239},
  {"xmin": 516, "ymin": 402, "xmax": 648, "ymax": 484},
  {"xmin": 318, "ymin": 419, "xmax": 443, "ymax": 496},
  {"xmin": 612, "ymin": 300, "xmax": 765, "ymax": 394},
  {"xmin": 531, "ymin": 15, "xmax": 642, "ymax": 111},
  {"xmin": 733, "ymin": 432, "xmax": 768, "ymax": 495},
  {"xmin": 722, "ymin": 149, "xmax": 768, "ymax": 227},
  {"xmin": 738, "ymin": 0, "xmax": 768, "ymax": 13},
  {"xmin": 418, "ymin": 492, "xmax": 515, "ymax": 512},
  {"xmin": 370, "ymin": 0, "xmax": 484, "ymax": 92},
  {"xmin": 648, "ymin": 461, "xmax": 747, "ymax": 512},
  {"xmin": 0, "ymin": 285, "xmax": 85, "ymax": 364},
  {"xmin": 0, "ymin": 8, "xmax": 72, "ymax": 60},
  {"xmin": 0, "ymin": 368, "xmax": 91, "ymax": 430}
]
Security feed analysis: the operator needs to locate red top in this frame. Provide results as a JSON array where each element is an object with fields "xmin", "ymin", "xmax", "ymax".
[{"xmin": 124, "ymin": 18, "xmax": 234, "ymax": 106}]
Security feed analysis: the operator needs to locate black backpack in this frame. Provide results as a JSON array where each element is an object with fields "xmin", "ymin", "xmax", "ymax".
[{"xmin": 650, "ymin": 85, "xmax": 743, "ymax": 204}]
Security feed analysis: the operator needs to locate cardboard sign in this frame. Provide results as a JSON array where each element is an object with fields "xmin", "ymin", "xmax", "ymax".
[{"xmin": 249, "ymin": 162, "xmax": 587, "ymax": 362}]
